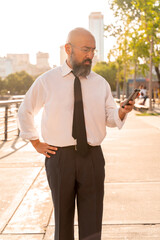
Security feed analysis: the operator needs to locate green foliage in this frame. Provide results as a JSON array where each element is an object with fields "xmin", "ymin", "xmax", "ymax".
[
  {"xmin": 0, "ymin": 77, "xmax": 7, "ymax": 95},
  {"xmin": 0, "ymin": 71, "xmax": 34, "ymax": 95},
  {"xmin": 0, "ymin": 77, "xmax": 6, "ymax": 90},
  {"xmin": 92, "ymin": 61, "xmax": 117, "ymax": 91},
  {"xmin": 105, "ymin": 0, "xmax": 160, "ymax": 90}
]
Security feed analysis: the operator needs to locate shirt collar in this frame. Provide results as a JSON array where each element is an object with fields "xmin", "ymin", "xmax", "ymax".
[
  {"xmin": 61, "ymin": 60, "xmax": 90, "ymax": 79},
  {"xmin": 61, "ymin": 61, "xmax": 72, "ymax": 77}
]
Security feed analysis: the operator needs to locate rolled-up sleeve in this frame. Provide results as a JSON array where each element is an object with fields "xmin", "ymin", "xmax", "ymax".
[
  {"xmin": 17, "ymin": 77, "xmax": 46, "ymax": 140},
  {"xmin": 105, "ymin": 82, "xmax": 127, "ymax": 129}
]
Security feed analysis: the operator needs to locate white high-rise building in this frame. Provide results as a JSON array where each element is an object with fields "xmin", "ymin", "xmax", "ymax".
[{"xmin": 89, "ymin": 12, "xmax": 104, "ymax": 62}]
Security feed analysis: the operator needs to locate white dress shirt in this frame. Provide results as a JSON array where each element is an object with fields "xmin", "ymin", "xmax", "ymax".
[{"xmin": 18, "ymin": 61, "xmax": 126, "ymax": 146}]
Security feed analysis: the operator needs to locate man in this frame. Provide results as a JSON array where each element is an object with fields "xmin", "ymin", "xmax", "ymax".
[{"xmin": 18, "ymin": 28, "xmax": 134, "ymax": 240}]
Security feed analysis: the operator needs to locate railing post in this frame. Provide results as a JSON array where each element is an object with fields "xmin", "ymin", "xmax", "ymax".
[
  {"xmin": 0, "ymin": 99, "xmax": 24, "ymax": 141},
  {"xmin": 4, "ymin": 105, "xmax": 8, "ymax": 141}
]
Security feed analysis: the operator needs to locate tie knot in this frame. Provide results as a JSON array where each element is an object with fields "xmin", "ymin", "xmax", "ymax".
[{"xmin": 71, "ymin": 71, "xmax": 78, "ymax": 78}]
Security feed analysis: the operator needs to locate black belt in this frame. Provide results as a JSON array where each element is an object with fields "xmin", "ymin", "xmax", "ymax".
[{"xmin": 52, "ymin": 144, "xmax": 100, "ymax": 151}]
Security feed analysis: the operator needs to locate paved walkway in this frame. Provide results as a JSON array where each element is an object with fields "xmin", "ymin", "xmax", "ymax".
[{"xmin": 0, "ymin": 110, "xmax": 160, "ymax": 240}]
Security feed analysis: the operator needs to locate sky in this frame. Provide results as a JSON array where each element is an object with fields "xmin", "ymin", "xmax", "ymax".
[{"xmin": 0, "ymin": 0, "xmax": 116, "ymax": 66}]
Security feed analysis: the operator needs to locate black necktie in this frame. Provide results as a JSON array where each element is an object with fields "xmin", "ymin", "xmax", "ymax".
[{"xmin": 72, "ymin": 72, "xmax": 88, "ymax": 156}]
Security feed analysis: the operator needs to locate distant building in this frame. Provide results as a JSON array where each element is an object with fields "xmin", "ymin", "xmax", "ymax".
[
  {"xmin": 60, "ymin": 45, "xmax": 67, "ymax": 65},
  {"xmin": 0, "ymin": 57, "xmax": 13, "ymax": 78},
  {"xmin": 36, "ymin": 52, "xmax": 50, "ymax": 69},
  {"xmin": 89, "ymin": 12, "xmax": 104, "ymax": 62},
  {"xmin": 7, "ymin": 54, "xmax": 30, "ymax": 73},
  {"xmin": 5, "ymin": 52, "xmax": 51, "ymax": 77}
]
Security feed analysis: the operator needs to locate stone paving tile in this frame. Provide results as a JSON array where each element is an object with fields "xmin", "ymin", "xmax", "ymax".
[
  {"xmin": 103, "ymin": 182, "xmax": 160, "ymax": 224},
  {"xmin": 0, "ymin": 167, "xmax": 41, "ymax": 233},
  {"xmin": 3, "ymin": 168, "xmax": 52, "ymax": 234},
  {"xmin": 102, "ymin": 224, "xmax": 160, "ymax": 240},
  {"xmin": 0, "ymin": 146, "xmax": 43, "ymax": 163},
  {"xmin": 0, "ymin": 234, "xmax": 43, "ymax": 240},
  {"xmin": 137, "ymin": 115, "xmax": 160, "ymax": 130},
  {"xmin": 102, "ymin": 112, "xmax": 160, "ymax": 183},
  {"xmin": 43, "ymin": 224, "xmax": 160, "ymax": 240},
  {"xmin": 0, "ymin": 162, "xmax": 44, "ymax": 168}
]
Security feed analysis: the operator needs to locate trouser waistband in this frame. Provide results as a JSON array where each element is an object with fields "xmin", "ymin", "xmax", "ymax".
[{"xmin": 51, "ymin": 144, "xmax": 100, "ymax": 151}]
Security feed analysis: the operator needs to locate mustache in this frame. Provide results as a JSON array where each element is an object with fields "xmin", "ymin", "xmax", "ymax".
[{"xmin": 83, "ymin": 59, "xmax": 92, "ymax": 64}]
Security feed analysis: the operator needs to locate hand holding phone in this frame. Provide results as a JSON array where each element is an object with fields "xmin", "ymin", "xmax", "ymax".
[{"xmin": 121, "ymin": 89, "xmax": 140, "ymax": 108}]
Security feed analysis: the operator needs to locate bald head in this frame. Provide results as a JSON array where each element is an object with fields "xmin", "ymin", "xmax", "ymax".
[
  {"xmin": 65, "ymin": 28, "xmax": 95, "ymax": 77},
  {"xmin": 66, "ymin": 27, "xmax": 95, "ymax": 46}
]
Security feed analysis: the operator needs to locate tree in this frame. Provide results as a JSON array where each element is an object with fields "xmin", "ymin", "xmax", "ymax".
[
  {"xmin": 0, "ymin": 77, "xmax": 8, "ymax": 94},
  {"xmin": 106, "ymin": 0, "xmax": 160, "ymax": 109},
  {"xmin": 128, "ymin": 29, "xmax": 149, "ymax": 88},
  {"xmin": 111, "ymin": 0, "xmax": 160, "ymax": 83},
  {"xmin": 105, "ymin": 2, "xmax": 134, "ymax": 97},
  {"xmin": 133, "ymin": 0, "xmax": 160, "ymax": 110},
  {"xmin": 17, "ymin": 71, "xmax": 34, "ymax": 94},
  {"xmin": 92, "ymin": 61, "xmax": 117, "ymax": 91},
  {"xmin": 4, "ymin": 71, "xmax": 34, "ymax": 95},
  {"xmin": 107, "ymin": 45, "xmax": 125, "ymax": 98}
]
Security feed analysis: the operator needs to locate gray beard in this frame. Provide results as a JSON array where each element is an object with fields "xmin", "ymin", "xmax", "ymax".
[
  {"xmin": 70, "ymin": 53, "xmax": 92, "ymax": 77},
  {"xmin": 72, "ymin": 63, "xmax": 91, "ymax": 77}
]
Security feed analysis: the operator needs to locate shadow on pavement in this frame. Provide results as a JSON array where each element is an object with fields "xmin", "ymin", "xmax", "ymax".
[{"xmin": 0, "ymin": 136, "xmax": 29, "ymax": 160}]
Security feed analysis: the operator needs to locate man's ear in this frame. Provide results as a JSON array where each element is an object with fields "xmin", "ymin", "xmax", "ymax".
[{"xmin": 65, "ymin": 43, "xmax": 72, "ymax": 55}]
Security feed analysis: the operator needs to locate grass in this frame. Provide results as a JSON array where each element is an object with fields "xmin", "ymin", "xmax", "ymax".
[{"xmin": 136, "ymin": 112, "xmax": 160, "ymax": 116}]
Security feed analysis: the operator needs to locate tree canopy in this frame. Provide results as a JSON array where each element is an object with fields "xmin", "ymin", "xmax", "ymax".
[
  {"xmin": 105, "ymin": 0, "xmax": 160, "ymax": 95},
  {"xmin": 92, "ymin": 61, "xmax": 117, "ymax": 91},
  {"xmin": 0, "ymin": 71, "xmax": 34, "ymax": 95}
]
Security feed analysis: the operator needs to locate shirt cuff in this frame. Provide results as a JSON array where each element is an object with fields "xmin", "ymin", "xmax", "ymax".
[
  {"xmin": 19, "ymin": 132, "xmax": 39, "ymax": 141},
  {"xmin": 114, "ymin": 108, "xmax": 127, "ymax": 129}
]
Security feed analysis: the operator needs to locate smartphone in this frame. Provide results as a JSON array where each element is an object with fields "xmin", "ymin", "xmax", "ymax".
[{"xmin": 122, "ymin": 89, "xmax": 140, "ymax": 108}]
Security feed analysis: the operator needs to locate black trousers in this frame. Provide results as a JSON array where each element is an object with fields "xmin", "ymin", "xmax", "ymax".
[{"xmin": 45, "ymin": 145, "xmax": 105, "ymax": 240}]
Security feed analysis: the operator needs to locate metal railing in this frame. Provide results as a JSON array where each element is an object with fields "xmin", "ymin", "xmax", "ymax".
[{"xmin": 0, "ymin": 99, "xmax": 23, "ymax": 141}]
